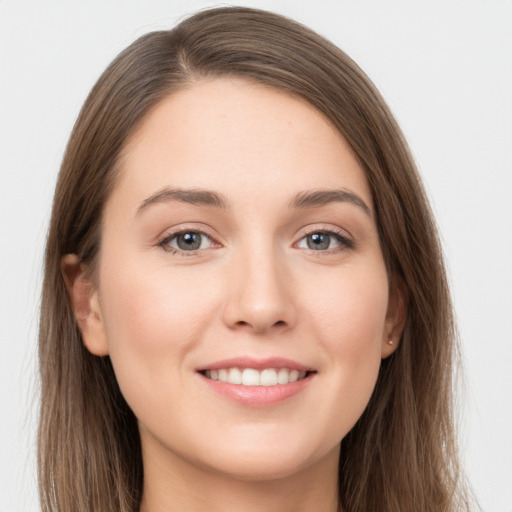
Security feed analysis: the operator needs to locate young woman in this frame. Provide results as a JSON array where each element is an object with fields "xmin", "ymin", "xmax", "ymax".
[{"xmin": 38, "ymin": 6, "xmax": 473, "ymax": 512}]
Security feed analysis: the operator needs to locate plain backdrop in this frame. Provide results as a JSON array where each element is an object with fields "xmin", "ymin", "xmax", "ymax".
[{"xmin": 1, "ymin": 1, "xmax": 511, "ymax": 511}]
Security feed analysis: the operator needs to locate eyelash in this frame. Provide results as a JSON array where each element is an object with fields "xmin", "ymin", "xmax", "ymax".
[
  {"xmin": 296, "ymin": 226, "xmax": 354, "ymax": 254},
  {"xmin": 158, "ymin": 228, "xmax": 219, "ymax": 255},
  {"xmin": 157, "ymin": 226, "xmax": 354, "ymax": 256}
]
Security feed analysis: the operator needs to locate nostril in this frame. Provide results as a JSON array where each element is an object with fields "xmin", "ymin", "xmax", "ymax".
[{"xmin": 249, "ymin": 319, "xmax": 288, "ymax": 335}]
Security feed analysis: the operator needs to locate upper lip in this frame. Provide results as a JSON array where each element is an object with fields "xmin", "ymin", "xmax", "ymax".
[{"xmin": 196, "ymin": 357, "xmax": 315, "ymax": 372}]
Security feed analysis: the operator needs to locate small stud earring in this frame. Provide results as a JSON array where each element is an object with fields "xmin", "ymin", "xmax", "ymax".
[{"xmin": 387, "ymin": 339, "xmax": 394, "ymax": 345}]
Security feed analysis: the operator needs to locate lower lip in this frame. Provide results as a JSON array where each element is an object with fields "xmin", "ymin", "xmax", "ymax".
[{"xmin": 199, "ymin": 373, "xmax": 314, "ymax": 407}]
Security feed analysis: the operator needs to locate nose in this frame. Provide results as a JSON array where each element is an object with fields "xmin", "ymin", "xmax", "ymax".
[{"xmin": 222, "ymin": 243, "xmax": 296, "ymax": 335}]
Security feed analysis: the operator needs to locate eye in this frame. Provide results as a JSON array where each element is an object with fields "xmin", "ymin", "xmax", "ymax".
[
  {"xmin": 160, "ymin": 230, "xmax": 215, "ymax": 253},
  {"xmin": 296, "ymin": 230, "xmax": 353, "ymax": 251}
]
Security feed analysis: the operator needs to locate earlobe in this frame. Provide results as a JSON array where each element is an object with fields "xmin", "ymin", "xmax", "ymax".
[
  {"xmin": 381, "ymin": 279, "xmax": 408, "ymax": 359},
  {"xmin": 61, "ymin": 254, "xmax": 109, "ymax": 356}
]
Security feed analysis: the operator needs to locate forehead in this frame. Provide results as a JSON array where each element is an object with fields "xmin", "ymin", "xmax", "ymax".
[{"xmin": 111, "ymin": 78, "xmax": 373, "ymax": 214}]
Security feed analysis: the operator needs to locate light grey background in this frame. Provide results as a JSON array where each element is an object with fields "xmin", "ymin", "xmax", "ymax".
[{"xmin": 1, "ymin": 1, "xmax": 511, "ymax": 511}]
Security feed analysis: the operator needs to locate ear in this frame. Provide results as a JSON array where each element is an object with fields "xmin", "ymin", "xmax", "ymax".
[
  {"xmin": 61, "ymin": 254, "xmax": 109, "ymax": 356},
  {"xmin": 381, "ymin": 277, "xmax": 408, "ymax": 359}
]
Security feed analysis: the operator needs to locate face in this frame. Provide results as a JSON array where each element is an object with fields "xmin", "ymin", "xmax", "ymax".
[{"xmin": 72, "ymin": 78, "xmax": 403, "ymax": 483}]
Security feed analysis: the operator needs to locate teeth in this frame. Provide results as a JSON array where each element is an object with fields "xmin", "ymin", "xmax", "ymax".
[
  {"xmin": 277, "ymin": 368, "xmax": 289, "ymax": 384},
  {"xmin": 260, "ymin": 368, "xmax": 277, "ymax": 386},
  {"xmin": 289, "ymin": 369, "xmax": 299, "ymax": 382},
  {"xmin": 242, "ymin": 368, "xmax": 260, "ymax": 386},
  {"xmin": 206, "ymin": 368, "xmax": 308, "ymax": 386},
  {"xmin": 227, "ymin": 368, "xmax": 242, "ymax": 385}
]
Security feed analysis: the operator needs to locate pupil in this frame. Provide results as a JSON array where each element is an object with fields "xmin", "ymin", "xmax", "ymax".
[
  {"xmin": 307, "ymin": 233, "xmax": 329, "ymax": 250},
  {"xmin": 177, "ymin": 232, "xmax": 201, "ymax": 250}
]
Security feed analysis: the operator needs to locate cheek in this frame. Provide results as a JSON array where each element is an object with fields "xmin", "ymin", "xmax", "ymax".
[
  {"xmin": 96, "ymin": 254, "xmax": 220, "ymax": 410},
  {"xmin": 99, "ymin": 243, "xmax": 222, "ymax": 341},
  {"xmin": 306, "ymin": 262, "xmax": 389, "ymax": 350},
  {"xmin": 301, "ymin": 263, "xmax": 388, "ymax": 431}
]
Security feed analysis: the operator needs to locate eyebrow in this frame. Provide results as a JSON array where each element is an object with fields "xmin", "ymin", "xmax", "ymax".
[
  {"xmin": 136, "ymin": 186, "xmax": 371, "ymax": 217},
  {"xmin": 137, "ymin": 187, "xmax": 230, "ymax": 215},
  {"xmin": 290, "ymin": 189, "xmax": 371, "ymax": 216}
]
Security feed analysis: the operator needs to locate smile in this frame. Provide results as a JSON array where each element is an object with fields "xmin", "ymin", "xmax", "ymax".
[
  {"xmin": 203, "ymin": 367, "xmax": 309, "ymax": 386},
  {"xmin": 197, "ymin": 357, "xmax": 316, "ymax": 406}
]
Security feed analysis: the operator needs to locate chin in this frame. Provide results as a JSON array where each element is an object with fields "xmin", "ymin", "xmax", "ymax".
[
  {"xmin": 194, "ymin": 431, "xmax": 340, "ymax": 482},
  {"xmin": 203, "ymin": 453, "xmax": 317, "ymax": 482}
]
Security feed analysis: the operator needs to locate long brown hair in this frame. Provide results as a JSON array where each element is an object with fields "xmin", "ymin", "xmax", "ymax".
[{"xmin": 39, "ymin": 6, "xmax": 472, "ymax": 511}]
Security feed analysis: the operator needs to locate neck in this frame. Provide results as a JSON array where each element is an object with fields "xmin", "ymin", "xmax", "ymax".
[{"xmin": 139, "ymin": 437, "xmax": 340, "ymax": 512}]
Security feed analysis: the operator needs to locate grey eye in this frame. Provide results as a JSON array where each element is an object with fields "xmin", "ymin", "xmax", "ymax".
[
  {"xmin": 306, "ymin": 233, "xmax": 330, "ymax": 250},
  {"xmin": 168, "ymin": 232, "xmax": 211, "ymax": 251},
  {"xmin": 297, "ymin": 232, "xmax": 343, "ymax": 251}
]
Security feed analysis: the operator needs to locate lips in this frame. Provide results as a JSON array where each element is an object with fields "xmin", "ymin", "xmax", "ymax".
[{"xmin": 197, "ymin": 357, "xmax": 316, "ymax": 406}]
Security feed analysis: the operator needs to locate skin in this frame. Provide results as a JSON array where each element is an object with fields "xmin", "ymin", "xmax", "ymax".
[{"xmin": 64, "ymin": 78, "xmax": 405, "ymax": 512}]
